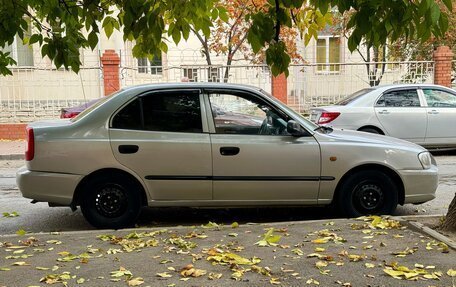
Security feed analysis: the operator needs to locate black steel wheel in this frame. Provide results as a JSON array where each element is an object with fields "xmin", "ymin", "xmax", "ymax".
[
  {"xmin": 337, "ymin": 170, "xmax": 398, "ymax": 217},
  {"xmin": 81, "ymin": 175, "xmax": 142, "ymax": 229}
]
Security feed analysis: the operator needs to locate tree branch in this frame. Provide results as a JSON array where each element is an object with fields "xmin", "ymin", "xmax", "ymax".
[
  {"xmin": 190, "ymin": 27, "xmax": 211, "ymax": 65},
  {"xmin": 274, "ymin": 0, "xmax": 280, "ymax": 41},
  {"xmin": 15, "ymin": 1, "xmax": 53, "ymax": 35}
]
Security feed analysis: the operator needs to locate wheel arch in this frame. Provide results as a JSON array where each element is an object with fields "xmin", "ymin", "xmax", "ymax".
[
  {"xmin": 72, "ymin": 168, "xmax": 148, "ymax": 208},
  {"xmin": 334, "ymin": 164, "xmax": 405, "ymax": 205},
  {"xmin": 357, "ymin": 125, "xmax": 385, "ymax": 135}
]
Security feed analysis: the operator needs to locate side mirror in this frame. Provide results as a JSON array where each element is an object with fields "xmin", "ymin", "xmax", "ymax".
[{"xmin": 287, "ymin": 120, "xmax": 307, "ymax": 137}]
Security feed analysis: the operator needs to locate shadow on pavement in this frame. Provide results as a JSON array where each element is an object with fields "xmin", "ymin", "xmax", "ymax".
[{"xmin": 137, "ymin": 206, "xmax": 340, "ymax": 228}]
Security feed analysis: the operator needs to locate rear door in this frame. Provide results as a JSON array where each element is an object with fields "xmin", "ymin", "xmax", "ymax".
[
  {"xmin": 206, "ymin": 89, "xmax": 321, "ymax": 204},
  {"xmin": 374, "ymin": 88, "xmax": 427, "ymax": 143},
  {"xmin": 421, "ymin": 88, "xmax": 456, "ymax": 146},
  {"xmin": 109, "ymin": 89, "xmax": 212, "ymax": 200}
]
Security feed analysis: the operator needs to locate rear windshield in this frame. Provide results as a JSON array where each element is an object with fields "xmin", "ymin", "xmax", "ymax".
[
  {"xmin": 70, "ymin": 92, "xmax": 118, "ymax": 122},
  {"xmin": 336, "ymin": 88, "xmax": 374, "ymax": 105}
]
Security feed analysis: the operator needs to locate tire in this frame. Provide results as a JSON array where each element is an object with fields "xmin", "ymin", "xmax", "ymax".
[
  {"xmin": 359, "ymin": 127, "xmax": 381, "ymax": 134},
  {"xmin": 337, "ymin": 170, "xmax": 398, "ymax": 217},
  {"xmin": 80, "ymin": 175, "xmax": 142, "ymax": 229}
]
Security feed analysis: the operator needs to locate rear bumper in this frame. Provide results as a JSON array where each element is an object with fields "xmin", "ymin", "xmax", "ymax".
[
  {"xmin": 16, "ymin": 166, "xmax": 82, "ymax": 205},
  {"xmin": 398, "ymin": 165, "xmax": 438, "ymax": 204}
]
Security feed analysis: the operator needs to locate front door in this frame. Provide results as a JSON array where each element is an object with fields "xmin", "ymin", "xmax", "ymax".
[
  {"xmin": 109, "ymin": 90, "xmax": 212, "ymax": 200},
  {"xmin": 206, "ymin": 90, "xmax": 321, "ymax": 204},
  {"xmin": 374, "ymin": 88, "xmax": 427, "ymax": 143}
]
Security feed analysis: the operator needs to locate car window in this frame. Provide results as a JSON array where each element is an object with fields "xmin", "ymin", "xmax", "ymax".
[
  {"xmin": 209, "ymin": 93, "xmax": 290, "ymax": 136},
  {"xmin": 112, "ymin": 98, "xmax": 142, "ymax": 130},
  {"xmin": 112, "ymin": 92, "xmax": 203, "ymax": 133},
  {"xmin": 376, "ymin": 89, "xmax": 420, "ymax": 107},
  {"xmin": 422, "ymin": 89, "xmax": 456, "ymax": 107},
  {"xmin": 142, "ymin": 92, "xmax": 202, "ymax": 133}
]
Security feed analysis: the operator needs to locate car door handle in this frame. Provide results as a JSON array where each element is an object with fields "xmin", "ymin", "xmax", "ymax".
[
  {"xmin": 220, "ymin": 147, "xmax": 240, "ymax": 156},
  {"xmin": 428, "ymin": 110, "xmax": 439, "ymax": 115},
  {"xmin": 118, "ymin": 145, "xmax": 139, "ymax": 154},
  {"xmin": 378, "ymin": 109, "xmax": 390, "ymax": 115}
]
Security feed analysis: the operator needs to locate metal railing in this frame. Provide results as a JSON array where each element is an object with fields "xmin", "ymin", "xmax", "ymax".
[
  {"xmin": 0, "ymin": 66, "xmax": 103, "ymax": 123},
  {"xmin": 287, "ymin": 61, "xmax": 434, "ymax": 113},
  {"xmin": 0, "ymin": 55, "xmax": 436, "ymax": 122}
]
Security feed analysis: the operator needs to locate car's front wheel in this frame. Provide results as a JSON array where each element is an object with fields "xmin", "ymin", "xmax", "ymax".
[
  {"xmin": 337, "ymin": 170, "xmax": 398, "ymax": 217},
  {"xmin": 80, "ymin": 175, "xmax": 142, "ymax": 229}
]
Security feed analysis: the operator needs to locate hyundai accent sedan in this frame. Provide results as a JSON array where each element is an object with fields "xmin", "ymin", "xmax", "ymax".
[
  {"xmin": 309, "ymin": 84, "xmax": 456, "ymax": 148},
  {"xmin": 17, "ymin": 83, "xmax": 438, "ymax": 229}
]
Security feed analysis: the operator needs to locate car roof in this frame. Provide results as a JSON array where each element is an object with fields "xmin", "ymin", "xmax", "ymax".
[
  {"xmin": 371, "ymin": 83, "xmax": 454, "ymax": 91},
  {"xmin": 121, "ymin": 82, "xmax": 263, "ymax": 93}
]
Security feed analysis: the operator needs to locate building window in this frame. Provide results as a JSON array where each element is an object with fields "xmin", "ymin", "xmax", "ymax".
[
  {"xmin": 138, "ymin": 54, "xmax": 162, "ymax": 74},
  {"xmin": 316, "ymin": 36, "xmax": 340, "ymax": 72},
  {"xmin": 183, "ymin": 68, "xmax": 198, "ymax": 82},
  {"xmin": 1, "ymin": 26, "xmax": 34, "ymax": 67}
]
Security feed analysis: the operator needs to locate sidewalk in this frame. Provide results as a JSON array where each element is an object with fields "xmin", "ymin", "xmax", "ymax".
[
  {"xmin": 0, "ymin": 216, "xmax": 454, "ymax": 287},
  {"xmin": 0, "ymin": 140, "xmax": 25, "ymax": 160}
]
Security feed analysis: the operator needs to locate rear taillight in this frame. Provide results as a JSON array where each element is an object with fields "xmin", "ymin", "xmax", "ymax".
[
  {"xmin": 318, "ymin": 112, "xmax": 340, "ymax": 124},
  {"xmin": 25, "ymin": 127, "xmax": 34, "ymax": 161}
]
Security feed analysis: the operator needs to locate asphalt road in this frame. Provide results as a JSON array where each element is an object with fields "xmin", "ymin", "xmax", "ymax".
[{"xmin": 0, "ymin": 155, "xmax": 455, "ymax": 235}]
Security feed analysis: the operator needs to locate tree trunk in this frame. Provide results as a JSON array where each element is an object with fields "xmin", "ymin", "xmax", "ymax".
[
  {"xmin": 441, "ymin": 193, "xmax": 456, "ymax": 231},
  {"xmin": 223, "ymin": 54, "xmax": 233, "ymax": 83}
]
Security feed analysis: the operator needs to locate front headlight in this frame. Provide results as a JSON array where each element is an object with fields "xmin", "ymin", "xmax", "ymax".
[{"xmin": 418, "ymin": 151, "xmax": 432, "ymax": 169}]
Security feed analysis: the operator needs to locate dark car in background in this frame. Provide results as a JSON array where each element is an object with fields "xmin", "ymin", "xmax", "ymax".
[{"xmin": 60, "ymin": 98, "xmax": 102, "ymax": 118}]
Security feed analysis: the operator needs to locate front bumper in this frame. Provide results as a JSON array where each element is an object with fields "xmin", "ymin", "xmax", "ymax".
[
  {"xmin": 398, "ymin": 165, "xmax": 438, "ymax": 204},
  {"xmin": 16, "ymin": 166, "xmax": 82, "ymax": 205}
]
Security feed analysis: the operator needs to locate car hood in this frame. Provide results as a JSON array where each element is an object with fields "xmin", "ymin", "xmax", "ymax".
[{"xmin": 317, "ymin": 128, "xmax": 426, "ymax": 152}]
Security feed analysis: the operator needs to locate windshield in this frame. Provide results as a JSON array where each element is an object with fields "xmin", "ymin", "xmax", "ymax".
[
  {"xmin": 259, "ymin": 89, "xmax": 319, "ymax": 131},
  {"xmin": 336, "ymin": 88, "xmax": 374, "ymax": 105},
  {"xmin": 70, "ymin": 92, "xmax": 119, "ymax": 122}
]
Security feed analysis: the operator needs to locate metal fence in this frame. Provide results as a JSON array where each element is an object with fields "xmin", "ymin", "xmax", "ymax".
[
  {"xmin": 0, "ymin": 52, "xmax": 438, "ymax": 122},
  {"xmin": 0, "ymin": 49, "xmax": 103, "ymax": 123},
  {"xmin": 287, "ymin": 61, "xmax": 434, "ymax": 113},
  {"xmin": 0, "ymin": 67, "xmax": 103, "ymax": 122},
  {"xmin": 121, "ymin": 60, "xmax": 434, "ymax": 113},
  {"xmin": 120, "ymin": 64, "xmax": 272, "ymax": 93}
]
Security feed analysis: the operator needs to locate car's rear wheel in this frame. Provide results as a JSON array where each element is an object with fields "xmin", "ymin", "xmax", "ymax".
[
  {"xmin": 80, "ymin": 175, "xmax": 141, "ymax": 229},
  {"xmin": 337, "ymin": 170, "xmax": 398, "ymax": 217}
]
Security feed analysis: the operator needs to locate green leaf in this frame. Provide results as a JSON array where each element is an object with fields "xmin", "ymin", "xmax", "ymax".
[
  {"xmin": 29, "ymin": 34, "xmax": 41, "ymax": 45},
  {"xmin": 3, "ymin": 211, "xmax": 19, "ymax": 217},
  {"xmin": 442, "ymin": 0, "xmax": 452, "ymax": 10},
  {"xmin": 429, "ymin": 3, "xmax": 441, "ymax": 24},
  {"xmin": 103, "ymin": 17, "xmax": 115, "ymax": 39},
  {"xmin": 171, "ymin": 28, "xmax": 181, "ymax": 44},
  {"xmin": 218, "ymin": 7, "xmax": 228, "ymax": 22},
  {"xmin": 88, "ymin": 30, "xmax": 98, "ymax": 50},
  {"xmin": 211, "ymin": 8, "xmax": 218, "ymax": 20}
]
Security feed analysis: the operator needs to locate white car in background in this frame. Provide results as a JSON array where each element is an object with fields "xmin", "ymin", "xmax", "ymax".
[{"xmin": 310, "ymin": 84, "xmax": 456, "ymax": 149}]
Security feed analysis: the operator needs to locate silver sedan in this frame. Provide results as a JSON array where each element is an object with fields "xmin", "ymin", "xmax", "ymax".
[
  {"xmin": 17, "ymin": 83, "xmax": 438, "ymax": 229},
  {"xmin": 310, "ymin": 84, "xmax": 456, "ymax": 149}
]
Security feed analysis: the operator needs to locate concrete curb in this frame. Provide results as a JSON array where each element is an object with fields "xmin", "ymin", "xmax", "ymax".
[
  {"xmin": 394, "ymin": 215, "xmax": 456, "ymax": 250},
  {"xmin": 0, "ymin": 217, "xmax": 351, "ymax": 239},
  {"xmin": 0, "ymin": 154, "xmax": 24, "ymax": 160}
]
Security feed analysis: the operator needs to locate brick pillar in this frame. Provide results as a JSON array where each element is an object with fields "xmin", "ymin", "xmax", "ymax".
[
  {"xmin": 100, "ymin": 50, "xmax": 121, "ymax": 96},
  {"xmin": 271, "ymin": 73, "xmax": 288, "ymax": 104},
  {"xmin": 433, "ymin": 46, "xmax": 454, "ymax": 88}
]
